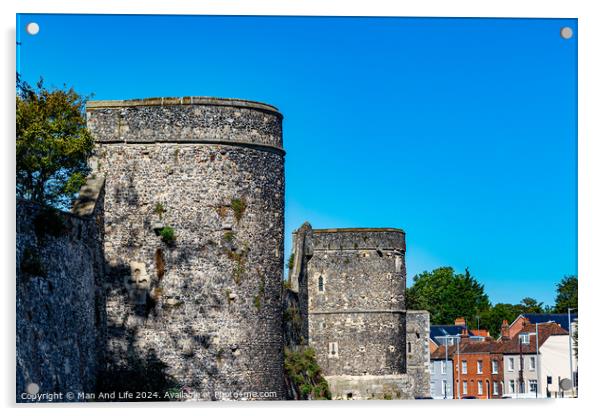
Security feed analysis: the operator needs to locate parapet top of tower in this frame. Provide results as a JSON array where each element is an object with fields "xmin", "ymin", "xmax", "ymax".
[
  {"xmin": 86, "ymin": 96, "xmax": 283, "ymax": 152},
  {"xmin": 311, "ymin": 227, "xmax": 406, "ymax": 251}
]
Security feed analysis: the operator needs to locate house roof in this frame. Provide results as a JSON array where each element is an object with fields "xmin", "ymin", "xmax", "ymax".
[
  {"xmin": 515, "ymin": 313, "xmax": 577, "ymax": 333},
  {"xmin": 430, "ymin": 325, "xmax": 476, "ymax": 343},
  {"xmin": 430, "ymin": 338, "xmax": 502, "ymax": 359},
  {"xmin": 431, "ymin": 344, "xmax": 458, "ymax": 359},
  {"xmin": 499, "ymin": 322, "xmax": 568, "ymax": 354}
]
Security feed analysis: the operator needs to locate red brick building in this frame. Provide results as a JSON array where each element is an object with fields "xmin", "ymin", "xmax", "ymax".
[{"xmin": 432, "ymin": 330, "xmax": 505, "ymax": 399}]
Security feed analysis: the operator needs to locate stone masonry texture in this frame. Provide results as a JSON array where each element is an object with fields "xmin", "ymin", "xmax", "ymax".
[
  {"xmin": 88, "ymin": 97, "xmax": 286, "ymax": 400},
  {"xmin": 406, "ymin": 310, "xmax": 431, "ymax": 398},
  {"xmin": 16, "ymin": 185, "xmax": 106, "ymax": 402},
  {"xmin": 288, "ymin": 224, "xmax": 432, "ymax": 399},
  {"xmin": 307, "ymin": 228, "xmax": 407, "ymax": 377}
]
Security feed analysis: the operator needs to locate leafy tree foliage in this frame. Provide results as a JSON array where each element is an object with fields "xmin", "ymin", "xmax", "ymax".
[
  {"xmin": 16, "ymin": 76, "xmax": 93, "ymax": 209},
  {"xmin": 519, "ymin": 297, "xmax": 546, "ymax": 314},
  {"xmin": 284, "ymin": 347, "xmax": 331, "ymax": 400},
  {"xmin": 408, "ymin": 266, "xmax": 560, "ymax": 338},
  {"xmin": 554, "ymin": 275, "xmax": 578, "ymax": 313},
  {"xmin": 478, "ymin": 303, "xmax": 523, "ymax": 338},
  {"xmin": 406, "ymin": 267, "xmax": 490, "ymax": 327}
]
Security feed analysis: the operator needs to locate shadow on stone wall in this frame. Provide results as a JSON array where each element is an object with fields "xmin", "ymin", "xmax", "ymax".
[
  {"xmin": 95, "ymin": 329, "xmax": 177, "ymax": 402},
  {"xmin": 16, "ymin": 192, "xmax": 105, "ymax": 403}
]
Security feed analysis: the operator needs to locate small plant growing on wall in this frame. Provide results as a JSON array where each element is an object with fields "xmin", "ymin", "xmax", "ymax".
[
  {"xmin": 160, "ymin": 226, "xmax": 176, "ymax": 245},
  {"xmin": 216, "ymin": 348, "xmax": 225, "ymax": 363},
  {"xmin": 253, "ymin": 295, "xmax": 261, "ymax": 311},
  {"xmin": 230, "ymin": 198, "xmax": 247, "ymax": 222},
  {"xmin": 288, "ymin": 253, "xmax": 295, "ymax": 270},
  {"xmin": 154, "ymin": 202, "xmax": 166, "ymax": 220},
  {"xmin": 223, "ymin": 231, "xmax": 235, "ymax": 244}
]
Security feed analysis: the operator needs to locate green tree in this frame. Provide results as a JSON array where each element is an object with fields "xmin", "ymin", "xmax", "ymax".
[
  {"xmin": 518, "ymin": 297, "xmax": 545, "ymax": 314},
  {"xmin": 478, "ymin": 303, "xmax": 522, "ymax": 338},
  {"xmin": 16, "ymin": 77, "xmax": 94, "ymax": 209},
  {"xmin": 554, "ymin": 275, "xmax": 578, "ymax": 313},
  {"xmin": 406, "ymin": 267, "xmax": 490, "ymax": 327}
]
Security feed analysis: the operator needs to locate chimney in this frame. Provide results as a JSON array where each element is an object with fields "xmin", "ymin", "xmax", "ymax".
[
  {"xmin": 455, "ymin": 317, "xmax": 466, "ymax": 327},
  {"xmin": 501, "ymin": 319, "xmax": 510, "ymax": 340}
]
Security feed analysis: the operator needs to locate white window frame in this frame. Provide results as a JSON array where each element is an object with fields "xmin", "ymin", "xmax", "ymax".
[
  {"xmin": 509, "ymin": 380, "xmax": 516, "ymax": 394},
  {"xmin": 508, "ymin": 357, "xmax": 515, "ymax": 371},
  {"xmin": 462, "ymin": 381, "xmax": 468, "ymax": 395},
  {"xmin": 477, "ymin": 381, "xmax": 483, "ymax": 395},
  {"xmin": 461, "ymin": 360, "xmax": 467, "ymax": 374},
  {"xmin": 519, "ymin": 333, "xmax": 530, "ymax": 344},
  {"xmin": 529, "ymin": 356, "xmax": 536, "ymax": 370},
  {"xmin": 477, "ymin": 360, "xmax": 483, "ymax": 374},
  {"xmin": 492, "ymin": 360, "xmax": 498, "ymax": 374},
  {"xmin": 441, "ymin": 361, "xmax": 447, "ymax": 375},
  {"xmin": 529, "ymin": 379, "xmax": 538, "ymax": 393},
  {"xmin": 493, "ymin": 382, "xmax": 499, "ymax": 395},
  {"xmin": 441, "ymin": 380, "xmax": 446, "ymax": 395}
]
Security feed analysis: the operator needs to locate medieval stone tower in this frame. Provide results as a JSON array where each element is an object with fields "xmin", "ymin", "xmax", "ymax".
[
  {"xmin": 288, "ymin": 224, "xmax": 430, "ymax": 399},
  {"xmin": 87, "ymin": 97, "xmax": 285, "ymax": 399}
]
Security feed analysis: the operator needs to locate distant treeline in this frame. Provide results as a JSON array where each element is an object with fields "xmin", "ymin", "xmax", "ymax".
[{"xmin": 406, "ymin": 267, "xmax": 577, "ymax": 338}]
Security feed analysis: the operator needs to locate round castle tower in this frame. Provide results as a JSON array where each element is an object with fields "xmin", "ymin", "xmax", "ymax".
[{"xmin": 88, "ymin": 97, "xmax": 285, "ymax": 399}]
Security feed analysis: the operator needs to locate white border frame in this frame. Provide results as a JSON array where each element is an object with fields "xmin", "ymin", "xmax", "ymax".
[{"xmin": 2, "ymin": 1, "xmax": 599, "ymax": 415}]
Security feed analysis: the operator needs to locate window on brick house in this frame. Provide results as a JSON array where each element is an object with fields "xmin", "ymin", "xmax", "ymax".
[
  {"xmin": 461, "ymin": 360, "xmax": 467, "ymax": 374},
  {"xmin": 492, "ymin": 360, "xmax": 498, "ymax": 374},
  {"xmin": 493, "ymin": 382, "xmax": 499, "ymax": 395},
  {"xmin": 477, "ymin": 360, "xmax": 483, "ymax": 374},
  {"xmin": 478, "ymin": 381, "xmax": 483, "ymax": 395},
  {"xmin": 519, "ymin": 333, "xmax": 530, "ymax": 344},
  {"xmin": 462, "ymin": 381, "xmax": 468, "ymax": 395}
]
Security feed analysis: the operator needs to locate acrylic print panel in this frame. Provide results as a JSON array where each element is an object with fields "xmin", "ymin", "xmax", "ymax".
[{"xmin": 15, "ymin": 14, "xmax": 577, "ymax": 402}]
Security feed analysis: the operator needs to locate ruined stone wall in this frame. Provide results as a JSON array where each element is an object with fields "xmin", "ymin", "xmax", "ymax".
[
  {"xmin": 406, "ymin": 311, "xmax": 431, "ymax": 398},
  {"xmin": 287, "ymin": 222, "xmax": 313, "ymax": 343},
  {"xmin": 88, "ymin": 97, "xmax": 285, "ymax": 400},
  {"xmin": 16, "ymin": 178, "xmax": 105, "ymax": 402},
  {"xmin": 306, "ymin": 229, "xmax": 407, "ymax": 377}
]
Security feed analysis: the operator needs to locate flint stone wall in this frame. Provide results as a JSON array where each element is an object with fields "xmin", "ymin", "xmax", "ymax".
[
  {"xmin": 16, "ymin": 179, "xmax": 105, "ymax": 402},
  {"xmin": 406, "ymin": 311, "xmax": 431, "ymax": 398},
  {"xmin": 88, "ymin": 97, "xmax": 285, "ymax": 400},
  {"xmin": 306, "ymin": 229, "xmax": 407, "ymax": 376}
]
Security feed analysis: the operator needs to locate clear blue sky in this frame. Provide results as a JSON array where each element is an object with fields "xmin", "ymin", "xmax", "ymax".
[{"xmin": 16, "ymin": 14, "xmax": 577, "ymax": 306}]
